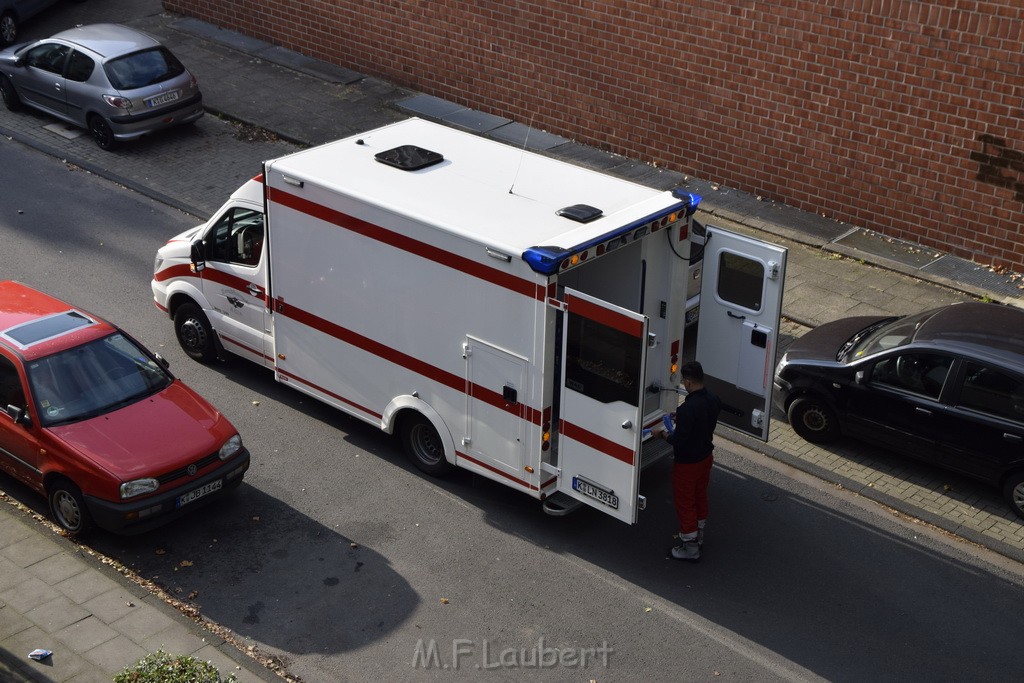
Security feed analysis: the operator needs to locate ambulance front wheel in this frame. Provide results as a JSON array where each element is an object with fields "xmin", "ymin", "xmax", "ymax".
[
  {"xmin": 400, "ymin": 414, "xmax": 452, "ymax": 476},
  {"xmin": 174, "ymin": 303, "xmax": 217, "ymax": 363}
]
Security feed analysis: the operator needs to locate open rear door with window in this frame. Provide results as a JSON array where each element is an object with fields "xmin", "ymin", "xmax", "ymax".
[
  {"xmin": 556, "ymin": 289, "xmax": 648, "ymax": 523},
  {"xmin": 695, "ymin": 226, "xmax": 787, "ymax": 440}
]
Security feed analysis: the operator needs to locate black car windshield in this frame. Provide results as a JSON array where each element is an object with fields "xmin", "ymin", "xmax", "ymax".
[
  {"xmin": 27, "ymin": 333, "xmax": 172, "ymax": 427},
  {"xmin": 848, "ymin": 310, "xmax": 937, "ymax": 361},
  {"xmin": 104, "ymin": 47, "xmax": 185, "ymax": 89}
]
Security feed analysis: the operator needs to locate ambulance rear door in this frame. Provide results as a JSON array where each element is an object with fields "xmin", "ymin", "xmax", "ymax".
[
  {"xmin": 695, "ymin": 226, "xmax": 787, "ymax": 440},
  {"xmin": 555, "ymin": 289, "xmax": 648, "ymax": 524}
]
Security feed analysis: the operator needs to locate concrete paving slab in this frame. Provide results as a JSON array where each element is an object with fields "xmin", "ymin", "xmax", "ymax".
[
  {"xmin": 3, "ymin": 536, "xmax": 61, "ymax": 569},
  {"xmin": 54, "ymin": 571, "xmax": 120, "ymax": 606},
  {"xmin": 24, "ymin": 596, "xmax": 90, "ymax": 633},
  {"xmin": 25, "ymin": 554, "xmax": 89, "ymax": 587},
  {"xmin": 54, "ymin": 617, "xmax": 117, "ymax": 653},
  {"xmin": 486, "ymin": 121, "xmax": 570, "ymax": 151},
  {"xmin": 79, "ymin": 634, "xmax": 148, "ymax": 676}
]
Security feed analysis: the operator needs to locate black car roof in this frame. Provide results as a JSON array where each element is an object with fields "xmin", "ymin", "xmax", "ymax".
[{"xmin": 914, "ymin": 302, "xmax": 1024, "ymax": 362}]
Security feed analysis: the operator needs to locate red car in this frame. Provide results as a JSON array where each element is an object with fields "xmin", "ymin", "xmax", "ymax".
[{"xmin": 0, "ymin": 281, "xmax": 248, "ymax": 534}]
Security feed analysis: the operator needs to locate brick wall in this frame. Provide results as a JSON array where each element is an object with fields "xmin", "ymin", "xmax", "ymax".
[{"xmin": 164, "ymin": 0, "xmax": 1024, "ymax": 272}]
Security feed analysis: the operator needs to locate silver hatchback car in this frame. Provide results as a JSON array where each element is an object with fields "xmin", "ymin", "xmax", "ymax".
[{"xmin": 0, "ymin": 23, "xmax": 203, "ymax": 149}]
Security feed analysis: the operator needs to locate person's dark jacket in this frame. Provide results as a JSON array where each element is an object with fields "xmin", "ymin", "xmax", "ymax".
[{"xmin": 667, "ymin": 387, "xmax": 721, "ymax": 463}]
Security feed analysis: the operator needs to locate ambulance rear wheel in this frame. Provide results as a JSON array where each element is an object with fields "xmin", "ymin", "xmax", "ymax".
[
  {"xmin": 401, "ymin": 414, "xmax": 451, "ymax": 476},
  {"xmin": 174, "ymin": 303, "xmax": 217, "ymax": 363}
]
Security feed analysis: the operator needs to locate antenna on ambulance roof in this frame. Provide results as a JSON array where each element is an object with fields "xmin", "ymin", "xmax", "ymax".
[{"xmin": 508, "ymin": 114, "xmax": 535, "ymax": 196}]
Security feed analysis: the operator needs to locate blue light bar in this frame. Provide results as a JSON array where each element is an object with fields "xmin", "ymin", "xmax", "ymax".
[
  {"xmin": 521, "ymin": 190, "xmax": 700, "ymax": 275},
  {"xmin": 672, "ymin": 188, "xmax": 702, "ymax": 216}
]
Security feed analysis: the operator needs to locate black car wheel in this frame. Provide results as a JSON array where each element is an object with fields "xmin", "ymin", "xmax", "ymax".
[
  {"xmin": 1002, "ymin": 472, "xmax": 1024, "ymax": 520},
  {"xmin": 0, "ymin": 12, "xmax": 17, "ymax": 47},
  {"xmin": 400, "ymin": 414, "xmax": 451, "ymax": 476},
  {"xmin": 787, "ymin": 395, "xmax": 841, "ymax": 444},
  {"xmin": 174, "ymin": 302, "xmax": 217, "ymax": 363},
  {"xmin": 48, "ymin": 478, "xmax": 94, "ymax": 535},
  {"xmin": 88, "ymin": 114, "xmax": 116, "ymax": 150},
  {"xmin": 0, "ymin": 74, "xmax": 20, "ymax": 111}
]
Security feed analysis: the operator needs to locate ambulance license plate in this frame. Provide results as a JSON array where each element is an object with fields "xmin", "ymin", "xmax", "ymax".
[
  {"xmin": 176, "ymin": 479, "xmax": 222, "ymax": 508},
  {"xmin": 572, "ymin": 477, "xmax": 619, "ymax": 509}
]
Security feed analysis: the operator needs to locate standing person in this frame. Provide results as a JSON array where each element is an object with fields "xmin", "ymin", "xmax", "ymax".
[{"xmin": 658, "ymin": 361, "xmax": 721, "ymax": 562}]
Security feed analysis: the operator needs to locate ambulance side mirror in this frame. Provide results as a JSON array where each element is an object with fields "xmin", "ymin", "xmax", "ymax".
[{"xmin": 190, "ymin": 240, "xmax": 206, "ymax": 273}]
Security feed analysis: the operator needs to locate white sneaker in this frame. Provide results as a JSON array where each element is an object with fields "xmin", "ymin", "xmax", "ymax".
[{"xmin": 668, "ymin": 541, "xmax": 700, "ymax": 563}]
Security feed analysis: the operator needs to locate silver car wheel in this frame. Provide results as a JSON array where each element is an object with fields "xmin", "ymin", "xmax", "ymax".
[
  {"xmin": 0, "ymin": 13, "xmax": 16, "ymax": 47},
  {"xmin": 48, "ymin": 479, "xmax": 92, "ymax": 534}
]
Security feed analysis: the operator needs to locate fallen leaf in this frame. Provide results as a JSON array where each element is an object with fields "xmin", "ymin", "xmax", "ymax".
[
  {"xmin": 350, "ymin": 542, "xmax": 359, "ymax": 549},
  {"xmin": 188, "ymin": 590, "xmax": 199, "ymax": 600},
  {"xmin": 180, "ymin": 560, "xmax": 194, "ymax": 567},
  {"xmin": 155, "ymin": 549, "xmax": 166, "ymax": 555},
  {"xmin": 439, "ymin": 597, "xmax": 450, "ymax": 605}
]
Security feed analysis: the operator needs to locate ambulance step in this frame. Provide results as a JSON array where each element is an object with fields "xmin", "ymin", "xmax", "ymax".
[
  {"xmin": 641, "ymin": 436, "xmax": 673, "ymax": 470},
  {"xmin": 542, "ymin": 492, "xmax": 585, "ymax": 517}
]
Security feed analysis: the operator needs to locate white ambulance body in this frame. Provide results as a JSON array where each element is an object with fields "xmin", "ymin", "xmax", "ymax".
[{"xmin": 152, "ymin": 118, "xmax": 787, "ymax": 523}]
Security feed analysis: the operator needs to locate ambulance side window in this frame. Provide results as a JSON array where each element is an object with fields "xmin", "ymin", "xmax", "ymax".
[{"xmin": 206, "ymin": 208, "xmax": 265, "ymax": 267}]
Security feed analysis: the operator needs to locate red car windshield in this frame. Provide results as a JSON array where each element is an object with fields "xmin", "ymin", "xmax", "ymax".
[{"xmin": 26, "ymin": 333, "xmax": 172, "ymax": 427}]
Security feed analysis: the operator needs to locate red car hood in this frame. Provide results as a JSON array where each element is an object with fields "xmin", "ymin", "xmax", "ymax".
[{"xmin": 47, "ymin": 381, "xmax": 234, "ymax": 480}]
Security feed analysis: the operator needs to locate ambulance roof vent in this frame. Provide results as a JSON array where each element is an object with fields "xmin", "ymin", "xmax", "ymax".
[
  {"xmin": 374, "ymin": 145, "xmax": 444, "ymax": 171},
  {"xmin": 556, "ymin": 204, "xmax": 603, "ymax": 223}
]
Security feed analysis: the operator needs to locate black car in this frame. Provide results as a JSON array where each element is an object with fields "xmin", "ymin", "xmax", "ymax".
[{"xmin": 774, "ymin": 302, "xmax": 1024, "ymax": 517}]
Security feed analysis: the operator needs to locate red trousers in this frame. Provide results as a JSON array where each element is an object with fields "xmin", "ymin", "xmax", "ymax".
[{"xmin": 672, "ymin": 454, "xmax": 713, "ymax": 535}]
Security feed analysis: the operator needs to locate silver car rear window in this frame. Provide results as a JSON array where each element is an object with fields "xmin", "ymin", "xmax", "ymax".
[{"xmin": 104, "ymin": 47, "xmax": 185, "ymax": 90}]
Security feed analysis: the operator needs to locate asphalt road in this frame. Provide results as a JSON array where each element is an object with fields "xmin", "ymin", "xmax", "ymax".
[{"xmin": 4, "ymin": 135, "xmax": 1024, "ymax": 682}]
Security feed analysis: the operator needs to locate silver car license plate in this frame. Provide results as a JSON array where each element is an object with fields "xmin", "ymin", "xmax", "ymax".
[
  {"xmin": 146, "ymin": 90, "xmax": 180, "ymax": 108},
  {"xmin": 176, "ymin": 479, "xmax": 222, "ymax": 508}
]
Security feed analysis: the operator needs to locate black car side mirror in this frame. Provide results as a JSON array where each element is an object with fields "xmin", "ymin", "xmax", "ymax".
[
  {"xmin": 854, "ymin": 370, "xmax": 866, "ymax": 385},
  {"xmin": 6, "ymin": 405, "xmax": 31, "ymax": 427},
  {"xmin": 190, "ymin": 240, "xmax": 206, "ymax": 273}
]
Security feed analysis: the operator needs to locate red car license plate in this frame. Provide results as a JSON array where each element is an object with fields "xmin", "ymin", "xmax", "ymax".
[{"xmin": 176, "ymin": 479, "xmax": 222, "ymax": 508}]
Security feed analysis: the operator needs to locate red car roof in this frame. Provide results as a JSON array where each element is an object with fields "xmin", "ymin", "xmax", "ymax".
[{"xmin": 0, "ymin": 281, "xmax": 118, "ymax": 361}]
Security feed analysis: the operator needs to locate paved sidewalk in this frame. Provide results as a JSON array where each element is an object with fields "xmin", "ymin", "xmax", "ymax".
[
  {"xmin": 0, "ymin": 496, "xmax": 279, "ymax": 683},
  {"xmin": 2, "ymin": 2, "xmax": 1024, "ymax": 682}
]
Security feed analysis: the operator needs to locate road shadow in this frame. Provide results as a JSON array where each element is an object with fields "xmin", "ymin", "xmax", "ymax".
[
  {"xmin": 86, "ymin": 483, "xmax": 419, "ymax": 658},
  {"xmin": 1, "ymin": 468, "xmax": 418, "ymax": 660}
]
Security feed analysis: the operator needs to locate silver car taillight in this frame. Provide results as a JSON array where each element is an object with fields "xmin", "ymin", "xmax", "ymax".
[{"xmin": 102, "ymin": 94, "xmax": 133, "ymax": 110}]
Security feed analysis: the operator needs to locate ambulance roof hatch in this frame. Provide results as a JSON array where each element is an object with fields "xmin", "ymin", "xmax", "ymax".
[{"xmin": 374, "ymin": 145, "xmax": 444, "ymax": 171}]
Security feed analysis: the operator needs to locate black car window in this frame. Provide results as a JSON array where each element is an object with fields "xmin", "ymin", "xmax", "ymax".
[
  {"xmin": 65, "ymin": 50, "xmax": 95, "ymax": 82},
  {"xmin": 871, "ymin": 352, "xmax": 953, "ymax": 399},
  {"xmin": 958, "ymin": 362, "xmax": 1024, "ymax": 423},
  {"xmin": 0, "ymin": 355, "xmax": 25, "ymax": 410},
  {"xmin": 104, "ymin": 47, "xmax": 185, "ymax": 90},
  {"xmin": 25, "ymin": 43, "xmax": 71, "ymax": 75},
  {"xmin": 206, "ymin": 208, "xmax": 265, "ymax": 267}
]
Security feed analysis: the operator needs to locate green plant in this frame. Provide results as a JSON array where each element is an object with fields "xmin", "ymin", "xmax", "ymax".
[{"xmin": 114, "ymin": 650, "xmax": 237, "ymax": 683}]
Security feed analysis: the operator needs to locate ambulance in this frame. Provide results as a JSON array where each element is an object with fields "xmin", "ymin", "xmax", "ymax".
[{"xmin": 151, "ymin": 118, "xmax": 787, "ymax": 523}]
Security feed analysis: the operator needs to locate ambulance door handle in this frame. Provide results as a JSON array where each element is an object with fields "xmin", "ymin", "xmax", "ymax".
[
  {"xmin": 247, "ymin": 283, "xmax": 262, "ymax": 297},
  {"xmin": 621, "ymin": 420, "xmax": 632, "ymax": 429}
]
